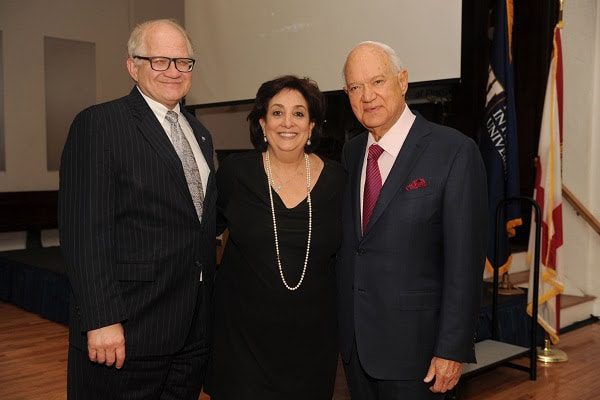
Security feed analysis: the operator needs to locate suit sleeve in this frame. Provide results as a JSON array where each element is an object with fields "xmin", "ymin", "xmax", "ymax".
[
  {"xmin": 434, "ymin": 138, "xmax": 488, "ymax": 363},
  {"xmin": 58, "ymin": 109, "xmax": 127, "ymax": 332},
  {"xmin": 216, "ymin": 156, "xmax": 236, "ymax": 235}
]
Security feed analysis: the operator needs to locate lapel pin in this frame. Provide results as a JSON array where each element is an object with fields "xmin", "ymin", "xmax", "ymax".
[{"xmin": 201, "ymin": 136, "xmax": 206, "ymax": 142}]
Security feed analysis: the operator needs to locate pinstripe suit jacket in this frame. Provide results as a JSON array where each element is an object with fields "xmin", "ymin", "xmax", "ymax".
[
  {"xmin": 336, "ymin": 114, "xmax": 488, "ymax": 380},
  {"xmin": 58, "ymin": 87, "xmax": 216, "ymax": 357}
]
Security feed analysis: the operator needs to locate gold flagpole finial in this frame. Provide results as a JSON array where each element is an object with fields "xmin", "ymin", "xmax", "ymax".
[{"xmin": 558, "ymin": 0, "xmax": 564, "ymax": 28}]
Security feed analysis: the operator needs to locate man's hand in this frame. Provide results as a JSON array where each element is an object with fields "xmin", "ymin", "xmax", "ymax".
[
  {"xmin": 87, "ymin": 323, "xmax": 126, "ymax": 369},
  {"xmin": 423, "ymin": 356, "xmax": 462, "ymax": 393}
]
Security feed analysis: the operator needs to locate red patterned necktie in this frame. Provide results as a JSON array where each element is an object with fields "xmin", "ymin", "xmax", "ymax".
[{"xmin": 363, "ymin": 144, "xmax": 385, "ymax": 233}]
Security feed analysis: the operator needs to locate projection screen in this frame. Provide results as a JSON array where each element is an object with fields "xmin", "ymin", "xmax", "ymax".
[{"xmin": 185, "ymin": 0, "xmax": 462, "ymax": 105}]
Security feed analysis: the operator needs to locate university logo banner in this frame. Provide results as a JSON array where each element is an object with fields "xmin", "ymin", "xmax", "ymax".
[{"xmin": 479, "ymin": 0, "xmax": 522, "ymax": 277}]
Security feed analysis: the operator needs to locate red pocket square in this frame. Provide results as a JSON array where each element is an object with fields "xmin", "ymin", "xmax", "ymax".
[{"xmin": 405, "ymin": 178, "xmax": 427, "ymax": 191}]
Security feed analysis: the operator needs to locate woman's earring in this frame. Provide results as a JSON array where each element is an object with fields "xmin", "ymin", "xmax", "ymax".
[
  {"xmin": 263, "ymin": 135, "xmax": 267, "ymax": 143},
  {"xmin": 307, "ymin": 138, "xmax": 312, "ymax": 146}
]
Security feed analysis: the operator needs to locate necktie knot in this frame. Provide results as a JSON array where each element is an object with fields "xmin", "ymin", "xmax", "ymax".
[
  {"xmin": 165, "ymin": 110, "xmax": 179, "ymax": 124},
  {"xmin": 368, "ymin": 144, "xmax": 384, "ymax": 161}
]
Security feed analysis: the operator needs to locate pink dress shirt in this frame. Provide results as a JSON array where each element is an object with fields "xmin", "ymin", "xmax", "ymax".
[{"xmin": 360, "ymin": 106, "xmax": 416, "ymax": 226}]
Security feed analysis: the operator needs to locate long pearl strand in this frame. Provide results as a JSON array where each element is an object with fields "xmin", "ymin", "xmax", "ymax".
[{"xmin": 265, "ymin": 150, "xmax": 312, "ymax": 291}]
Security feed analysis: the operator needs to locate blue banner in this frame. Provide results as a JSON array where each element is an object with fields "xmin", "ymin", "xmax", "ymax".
[{"xmin": 479, "ymin": 0, "xmax": 522, "ymax": 275}]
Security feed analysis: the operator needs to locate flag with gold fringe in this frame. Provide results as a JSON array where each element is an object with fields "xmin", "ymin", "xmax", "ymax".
[
  {"xmin": 526, "ymin": 21, "xmax": 565, "ymax": 344},
  {"xmin": 479, "ymin": 0, "xmax": 522, "ymax": 278}
]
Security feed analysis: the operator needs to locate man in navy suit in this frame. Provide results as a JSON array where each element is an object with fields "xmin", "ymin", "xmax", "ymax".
[
  {"xmin": 59, "ymin": 19, "xmax": 216, "ymax": 399},
  {"xmin": 337, "ymin": 41, "xmax": 487, "ymax": 399}
]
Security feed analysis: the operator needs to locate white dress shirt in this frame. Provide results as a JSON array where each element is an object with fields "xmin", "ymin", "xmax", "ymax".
[{"xmin": 138, "ymin": 87, "xmax": 210, "ymax": 198}]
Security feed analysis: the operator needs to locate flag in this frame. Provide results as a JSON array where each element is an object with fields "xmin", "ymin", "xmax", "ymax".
[
  {"xmin": 479, "ymin": 0, "xmax": 522, "ymax": 278},
  {"xmin": 526, "ymin": 23, "xmax": 565, "ymax": 344}
]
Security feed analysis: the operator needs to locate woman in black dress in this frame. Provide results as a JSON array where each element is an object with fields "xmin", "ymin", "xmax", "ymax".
[{"xmin": 209, "ymin": 75, "xmax": 344, "ymax": 399}]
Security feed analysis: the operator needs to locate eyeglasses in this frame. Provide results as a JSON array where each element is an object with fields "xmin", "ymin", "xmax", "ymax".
[{"xmin": 133, "ymin": 56, "xmax": 196, "ymax": 72}]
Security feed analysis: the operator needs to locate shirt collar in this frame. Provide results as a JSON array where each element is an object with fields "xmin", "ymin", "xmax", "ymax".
[
  {"xmin": 366, "ymin": 106, "xmax": 416, "ymax": 157},
  {"xmin": 137, "ymin": 86, "xmax": 182, "ymax": 122}
]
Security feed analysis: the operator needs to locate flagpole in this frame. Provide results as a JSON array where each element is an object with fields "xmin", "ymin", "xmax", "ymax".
[{"xmin": 536, "ymin": 0, "xmax": 568, "ymax": 364}]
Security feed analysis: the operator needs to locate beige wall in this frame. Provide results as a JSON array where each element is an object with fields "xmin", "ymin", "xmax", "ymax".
[
  {"xmin": 562, "ymin": 0, "xmax": 600, "ymax": 315},
  {"xmin": 0, "ymin": 0, "xmax": 132, "ymax": 191},
  {"xmin": 0, "ymin": 0, "xmax": 184, "ymax": 192},
  {"xmin": 587, "ymin": 0, "xmax": 600, "ymax": 316},
  {"xmin": 44, "ymin": 37, "xmax": 97, "ymax": 171},
  {"xmin": 0, "ymin": 30, "xmax": 4, "ymax": 171},
  {"xmin": 130, "ymin": 0, "xmax": 184, "ymax": 28}
]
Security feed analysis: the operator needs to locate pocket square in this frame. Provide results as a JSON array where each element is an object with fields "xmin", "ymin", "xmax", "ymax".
[{"xmin": 405, "ymin": 178, "xmax": 427, "ymax": 191}]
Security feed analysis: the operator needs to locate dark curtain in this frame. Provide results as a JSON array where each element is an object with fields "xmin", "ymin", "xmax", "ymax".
[
  {"xmin": 512, "ymin": 0, "xmax": 560, "ymax": 246},
  {"xmin": 458, "ymin": 0, "xmax": 560, "ymax": 247}
]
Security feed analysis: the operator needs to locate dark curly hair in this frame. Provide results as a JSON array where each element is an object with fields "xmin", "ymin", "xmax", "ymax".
[{"xmin": 247, "ymin": 75, "xmax": 325, "ymax": 153}]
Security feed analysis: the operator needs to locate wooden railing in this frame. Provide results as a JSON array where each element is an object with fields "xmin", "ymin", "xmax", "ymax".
[{"xmin": 562, "ymin": 185, "xmax": 600, "ymax": 236}]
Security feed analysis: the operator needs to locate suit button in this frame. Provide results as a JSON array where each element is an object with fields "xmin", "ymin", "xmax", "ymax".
[{"xmin": 355, "ymin": 248, "xmax": 365, "ymax": 255}]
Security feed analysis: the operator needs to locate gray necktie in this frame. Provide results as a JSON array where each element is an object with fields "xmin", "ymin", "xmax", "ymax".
[{"xmin": 165, "ymin": 111, "xmax": 204, "ymax": 219}]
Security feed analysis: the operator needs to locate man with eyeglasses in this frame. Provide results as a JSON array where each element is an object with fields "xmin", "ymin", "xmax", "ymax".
[
  {"xmin": 336, "ymin": 41, "xmax": 488, "ymax": 399},
  {"xmin": 59, "ymin": 19, "xmax": 215, "ymax": 399}
]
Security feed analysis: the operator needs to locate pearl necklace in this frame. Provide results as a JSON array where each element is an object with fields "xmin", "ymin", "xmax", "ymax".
[{"xmin": 264, "ymin": 150, "xmax": 312, "ymax": 291}]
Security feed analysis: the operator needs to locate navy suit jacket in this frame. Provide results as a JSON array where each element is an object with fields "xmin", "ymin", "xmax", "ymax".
[
  {"xmin": 336, "ymin": 113, "xmax": 487, "ymax": 380},
  {"xmin": 59, "ymin": 87, "xmax": 216, "ymax": 357}
]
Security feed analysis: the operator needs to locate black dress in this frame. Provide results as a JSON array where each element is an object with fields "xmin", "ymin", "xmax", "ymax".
[{"xmin": 209, "ymin": 151, "xmax": 344, "ymax": 400}]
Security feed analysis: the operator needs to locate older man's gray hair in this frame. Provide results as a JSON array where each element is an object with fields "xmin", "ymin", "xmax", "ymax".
[
  {"xmin": 127, "ymin": 19, "xmax": 194, "ymax": 58},
  {"xmin": 343, "ymin": 41, "xmax": 404, "ymax": 81}
]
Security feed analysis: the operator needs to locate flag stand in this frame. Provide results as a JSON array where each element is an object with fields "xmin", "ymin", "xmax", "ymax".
[
  {"xmin": 460, "ymin": 197, "xmax": 540, "ymax": 381},
  {"xmin": 493, "ymin": 196, "xmax": 541, "ymax": 380},
  {"xmin": 538, "ymin": 337, "xmax": 568, "ymax": 363}
]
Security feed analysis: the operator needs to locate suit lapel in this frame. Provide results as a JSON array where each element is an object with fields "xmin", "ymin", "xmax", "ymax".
[
  {"xmin": 182, "ymin": 107, "xmax": 214, "ymax": 174},
  {"xmin": 125, "ymin": 87, "xmax": 192, "ymax": 208},
  {"xmin": 349, "ymin": 133, "xmax": 368, "ymax": 241},
  {"xmin": 362, "ymin": 115, "xmax": 432, "ymax": 238}
]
